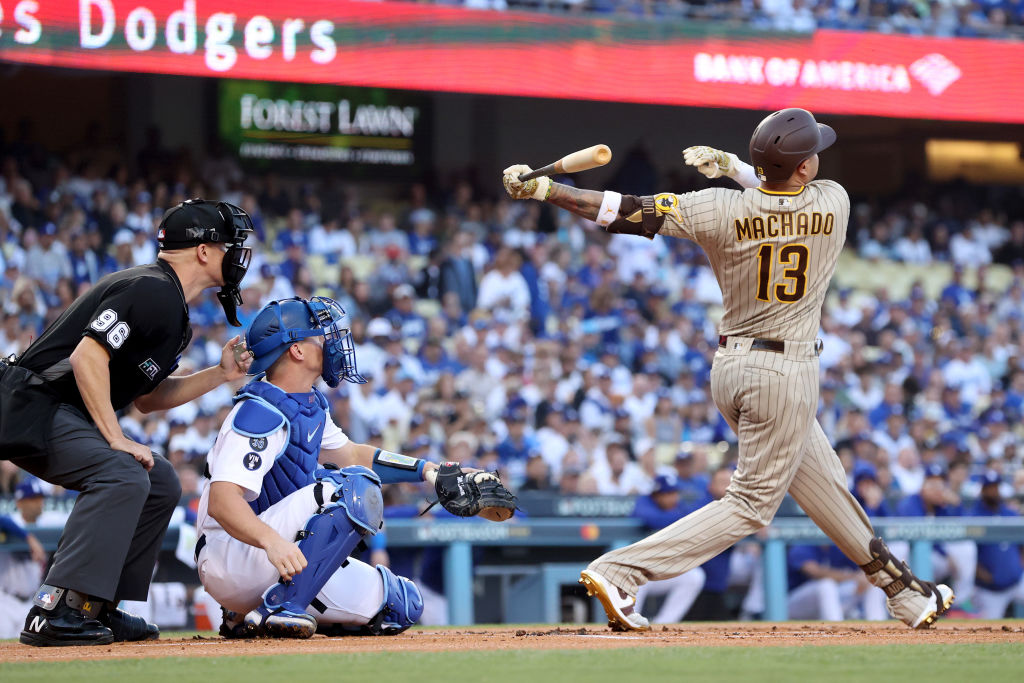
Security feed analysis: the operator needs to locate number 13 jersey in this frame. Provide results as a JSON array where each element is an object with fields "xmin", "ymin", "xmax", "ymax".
[{"xmin": 655, "ymin": 180, "xmax": 850, "ymax": 342}]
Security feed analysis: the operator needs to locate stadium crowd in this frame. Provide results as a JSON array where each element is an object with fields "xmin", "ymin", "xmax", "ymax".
[
  {"xmin": 0, "ymin": 134, "xmax": 1022, "ymax": 622},
  {"xmin": 441, "ymin": 0, "xmax": 1024, "ymax": 39}
]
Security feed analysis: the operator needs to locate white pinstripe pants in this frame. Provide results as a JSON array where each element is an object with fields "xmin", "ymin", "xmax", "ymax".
[{"xmin": 589, "ymin": 338, "xmax": 875, "ymax": 596}]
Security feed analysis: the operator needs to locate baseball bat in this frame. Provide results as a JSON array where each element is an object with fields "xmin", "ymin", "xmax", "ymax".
[{"xmin": 518, "ymin": 144, "xmax": 613, "ymax": 181}]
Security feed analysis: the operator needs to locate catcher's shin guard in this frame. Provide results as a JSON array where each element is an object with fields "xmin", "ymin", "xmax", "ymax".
[
  {"xmin": 860, "ymin": 537, "xmax": 955, "ymax": 629},
  {"xmin": 245, "ymin": 467, "xmax": 383, "ymax": 638},
  {"xmin": 315, "ymin": 566, "xmax": 423, "ymax": 637},
  {"xmin": 368, "ymin": 565, "xmax": 423, "ymax": 635}
]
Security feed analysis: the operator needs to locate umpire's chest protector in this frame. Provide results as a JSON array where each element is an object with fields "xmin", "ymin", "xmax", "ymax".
[{"xmin": 232, "ymin": 380, "xmax": 329, "ymax": 514}]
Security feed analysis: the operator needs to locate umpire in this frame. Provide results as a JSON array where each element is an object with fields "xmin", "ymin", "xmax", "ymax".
[{"xmin": 0, "ymin": 199, "xmax": 255, "ymax": 647}]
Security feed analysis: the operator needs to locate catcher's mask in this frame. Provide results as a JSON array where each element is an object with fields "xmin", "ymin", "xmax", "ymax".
[
  {"xmin": 246, "ymin": 296, "xmax": 365, "ymax": 388},
  {"xmin": 157, "ymin": 198, "xmax": 254, "ymax": 326}
]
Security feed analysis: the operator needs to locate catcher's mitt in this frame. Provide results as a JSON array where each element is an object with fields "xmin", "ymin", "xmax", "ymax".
[{"xmin": 432, "ymin": 463, "xmax": 517, "ymax": 522}]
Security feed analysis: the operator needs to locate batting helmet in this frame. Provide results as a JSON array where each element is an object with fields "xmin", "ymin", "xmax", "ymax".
[
  {"xmin": 246, "ymin": 297, "xmax": 365, "ymax": 388},
  {"xmin": 748, "ymin": 108, "xmax": 836, "ymax": 183}
]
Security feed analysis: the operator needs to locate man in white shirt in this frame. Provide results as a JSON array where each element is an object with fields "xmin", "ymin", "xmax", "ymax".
[{"xmin": 477, "ymin": 248, "xmax": 531, "ymax": 321}]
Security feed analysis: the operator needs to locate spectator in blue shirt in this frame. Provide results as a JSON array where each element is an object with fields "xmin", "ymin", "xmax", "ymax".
[
  {"xmin": 940, "ymin": 266, "xmax": 975, "ymax": 307},
  {"xmin": 673, "ymin": 449, "xmax": 711, "ymax": 506},
  {"xmin": 495, "ymin": 402, "xmax": 538, "ymax": 483},
  {"xmin": 386, "ymin": 284, "xmax": 427, "ymax": 341},
  {"xmin": 970, "ymin": 471, "xmax": 1024, "ymax": 618},
  {"xmin": 852, "ymin": 463, "xmax": 893, "ymax": 518},
  {"xmin": 633, "ymin": 474, "xmax": 706, "ymax": 623}
]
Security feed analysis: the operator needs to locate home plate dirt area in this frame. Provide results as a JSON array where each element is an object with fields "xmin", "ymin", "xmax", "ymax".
[{"xmin": 2, "ymin": 622, "xmax": 1022, "ymax": 662}]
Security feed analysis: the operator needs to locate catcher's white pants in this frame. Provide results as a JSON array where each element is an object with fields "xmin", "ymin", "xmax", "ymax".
[
  {"xmin": 197, "ymin": 483, "xmax": 385, "ymax": 625},
  {"xmin": 974, "ymin": 575, "xmax": 1024, "ymax": 619},
  {"xmin": 635, "ymin": 567, "xmax": 706, "ymax": 623}
]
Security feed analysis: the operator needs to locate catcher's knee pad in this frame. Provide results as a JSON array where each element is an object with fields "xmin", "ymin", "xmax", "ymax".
[
  {"xmin": 365, "ymin": 565, "xmax": 424, "ymax": 635},
  {"xmin": 315, "ymin": 465, "xmax": 384, "ymax": 534},
  {"xmin": 262, "ymin": 469, "xmax": 383, "ymax": 614}
]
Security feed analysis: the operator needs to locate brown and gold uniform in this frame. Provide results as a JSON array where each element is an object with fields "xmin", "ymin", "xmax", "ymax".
[{"xmin": 588, "ymin": 180, "xmax": 877, "ymax": 595}]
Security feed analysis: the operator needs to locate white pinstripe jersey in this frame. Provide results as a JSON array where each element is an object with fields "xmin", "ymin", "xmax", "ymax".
[{"xmin": 657, "ymin": 180, "xmax": 849, "ymax": 342}]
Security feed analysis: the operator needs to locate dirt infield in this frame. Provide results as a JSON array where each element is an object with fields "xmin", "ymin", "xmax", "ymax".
[{"xmin": 2, "ymin": 621, "xmax": 1022, "ymax": 662}]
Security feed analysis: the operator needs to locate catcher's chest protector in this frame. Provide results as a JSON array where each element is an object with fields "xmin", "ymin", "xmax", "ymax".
[{"xmin": 233, "ymin": 380, "xmax": 329, "ymax": 514}]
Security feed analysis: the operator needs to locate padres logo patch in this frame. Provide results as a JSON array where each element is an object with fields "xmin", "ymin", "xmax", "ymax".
[
  {"xmin": 243, "ymin": 452, "xmax": 262, "ymax": 471},
  {"xmin": 653, "ymin": 193, "xmax": 682, "ymax": 222},
  {"xmin": 249, "ymin": 437, "xmax": 268, "ymax": 452}
]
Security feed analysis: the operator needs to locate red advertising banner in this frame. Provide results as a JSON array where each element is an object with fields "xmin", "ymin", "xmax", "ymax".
[{"xmin": 1, "ymin": 0, "xmax": 1022, "ymax": 123}]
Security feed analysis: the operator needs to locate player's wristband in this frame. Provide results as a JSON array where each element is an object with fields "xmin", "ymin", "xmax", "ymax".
[
  {"xmin": 532, "ymin": 176, "xmax": 552, "ymax": 201},
  {"xmin": 372, "ymin": 448, "xmax": 426, "ymax": 484},
  {"xmin": 595, "ymin": 191, "xmax": 623, "ymax": 227}
]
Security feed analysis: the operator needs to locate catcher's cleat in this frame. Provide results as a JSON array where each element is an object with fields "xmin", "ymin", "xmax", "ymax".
[
  {"xmin": 244, "ymin": 604, "xmax": 317, "ymax": 639},
  {"xmin": 579, "ymin": 569, "xmax": 650, "ymax": 632},
  {"xmin": 887, "ymin": 582, "xmax": 955, "ymax": 629},
  {"xmin": 219, "ymin": 609, "xmax": 254, "ymax": 639}
]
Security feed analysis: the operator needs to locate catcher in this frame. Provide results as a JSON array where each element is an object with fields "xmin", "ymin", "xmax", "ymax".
[{"xmin": 195, "ymin": 296, "xmax": 515, "ymax": 638}]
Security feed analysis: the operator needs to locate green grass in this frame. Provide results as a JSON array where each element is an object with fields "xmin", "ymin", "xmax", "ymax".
[{"xmin": 2, "ymin": 644, "xmax": 1023, "ymax": 683}]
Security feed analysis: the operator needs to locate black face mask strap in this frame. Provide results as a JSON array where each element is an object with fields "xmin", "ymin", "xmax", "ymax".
[
  {"xmin": 218, "ymin": 245, "xmax": 251, "ymax": 327},
  {"xmin": 217, "ymin": 288, "xmax": 243, "ymax": 327}
]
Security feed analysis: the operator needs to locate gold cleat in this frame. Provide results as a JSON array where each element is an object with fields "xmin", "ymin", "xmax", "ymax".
[
  {"xmin": 887, "ymin": 582, "xmax": 955, "ymax": 629},
  {"xmin": 915, "ymin": 587, "xmax": 955, "ymax": 630},
  {"xmin": 579, "ymin": 569, "xmax": 651, "ymax": 632}
]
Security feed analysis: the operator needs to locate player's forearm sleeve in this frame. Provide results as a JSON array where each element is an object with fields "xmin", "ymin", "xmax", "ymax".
[
  {"xmin": 605, "ymin": 195, "xmax": 664, "ymax": 240},
  {"xmin": 372, "ymin": 449, "xmax": 427, "ymax": 484},
  {"xmin": 729, "ymin": 158, "xmax": 760, "ymax": 189}
]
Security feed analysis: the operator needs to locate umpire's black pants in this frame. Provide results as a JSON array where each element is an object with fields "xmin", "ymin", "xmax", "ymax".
[{"xmin": 11, "ymin": 404, "xmax": 181, "ymax": 602}]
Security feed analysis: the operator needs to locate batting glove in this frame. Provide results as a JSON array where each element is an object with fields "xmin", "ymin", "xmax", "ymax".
[
  {"xmin": 503, "ymin": 164, "xmax": 550, "ymax": 201},
  {"xmin": 683, "ymin": 146, "xmax": 738, "ymax": 180}
]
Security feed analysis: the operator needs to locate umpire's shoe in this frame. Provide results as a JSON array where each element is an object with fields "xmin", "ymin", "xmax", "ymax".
[
  {"xmin": 579, "ymin": 569, "xmax": 651, "ymax": 632},
  {"xmin": 19, "ymin": 585, "xmax": 114, "ymax": 647},
  {"xmin": 99, "ymin": 605, "xmax": 160, "ymax": 641}
]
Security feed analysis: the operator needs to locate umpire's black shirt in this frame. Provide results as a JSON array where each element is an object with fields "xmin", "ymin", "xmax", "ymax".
[{"xmin": 18, "ymin": 259, "xmax": 193, "ymax": 415}]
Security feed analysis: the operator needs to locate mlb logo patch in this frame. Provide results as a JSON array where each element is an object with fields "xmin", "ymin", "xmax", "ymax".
[
  {"xmin": 36, "ymin": 590, "xmax": 55, "ymax": 607},
  {"xmin": 779, "ymin": 198, "xmax": 791, "ymax": 207}
]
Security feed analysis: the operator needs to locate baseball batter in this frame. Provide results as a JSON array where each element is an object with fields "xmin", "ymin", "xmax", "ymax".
[{"xmin": 502, "ymin": 108, "xmax": 954, "ymax": 630}]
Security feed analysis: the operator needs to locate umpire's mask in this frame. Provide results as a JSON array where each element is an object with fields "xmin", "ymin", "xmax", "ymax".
[{"xmin": 157, "ymin": 199, "xmax": 254, "ymax": 326}]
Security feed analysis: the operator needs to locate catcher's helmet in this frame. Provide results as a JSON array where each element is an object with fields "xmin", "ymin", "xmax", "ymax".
[
  {"xmin": 748, "ymin": 108, "xmax": 836, "ymax": 183},
  {"xmin": 246, "ymin": 297, "xmax": 365, "ymax": 388}
]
